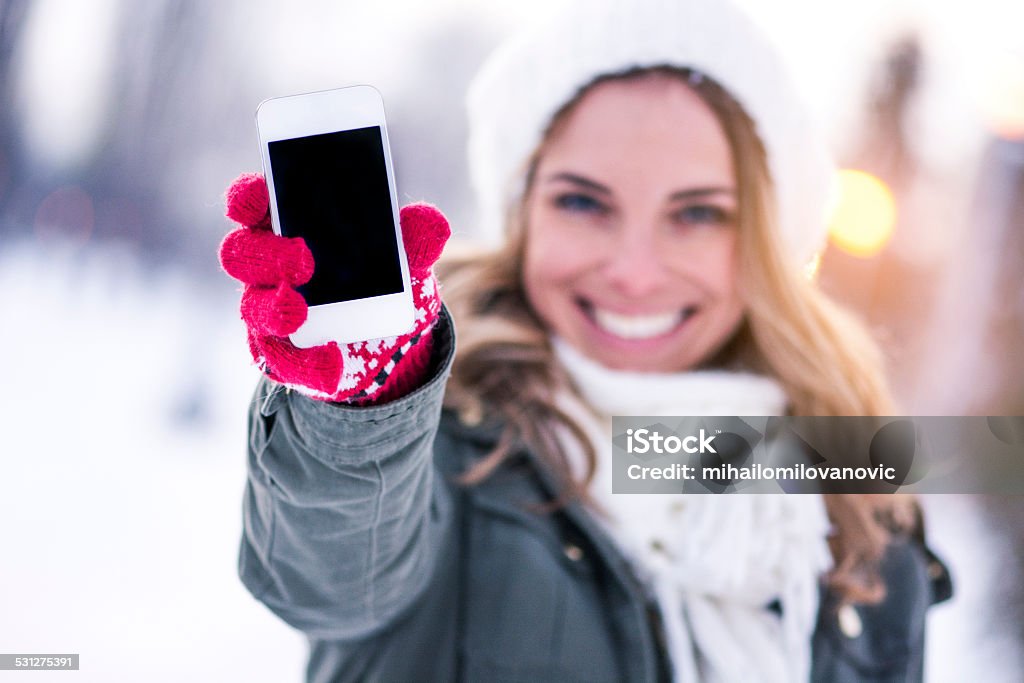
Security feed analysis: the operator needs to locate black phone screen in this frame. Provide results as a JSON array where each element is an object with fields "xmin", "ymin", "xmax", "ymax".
[{"xmin": 268, "ymin": 126, "xmax": 404, "ymax": 307}]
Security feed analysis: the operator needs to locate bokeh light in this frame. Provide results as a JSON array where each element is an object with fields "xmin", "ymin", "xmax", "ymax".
[
  {"xmin": 978, "ymin": 51, "xmax": 1024, "ymax": 141},
  {"xmin": 804, "ymin": 251, "xmax": 822, "ymax": 281},
  {"xmin": 827, "ymin": 169, "xmax": 897, "ymax": 258}
]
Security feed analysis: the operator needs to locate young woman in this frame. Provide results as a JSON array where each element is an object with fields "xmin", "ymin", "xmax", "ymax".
[{"xmin": 220, "ymin": 0, "xmax": 950, "ymax": 680}]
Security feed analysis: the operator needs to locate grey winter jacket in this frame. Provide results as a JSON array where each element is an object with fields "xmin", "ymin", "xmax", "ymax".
[{"xmin": 239, "ymin": 308, "xmax": 952, "ymax": 682}]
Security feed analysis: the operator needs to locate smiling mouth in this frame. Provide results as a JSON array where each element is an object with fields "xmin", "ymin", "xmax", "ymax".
[{"xmin": 577, "ymin": 299, "xmax": 698, "ymax": 340}]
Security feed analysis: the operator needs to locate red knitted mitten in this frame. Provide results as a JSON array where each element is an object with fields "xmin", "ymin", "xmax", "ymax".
[{"xmin": 219, "ymin": 173, "xmax": 450, "ymax": 403}]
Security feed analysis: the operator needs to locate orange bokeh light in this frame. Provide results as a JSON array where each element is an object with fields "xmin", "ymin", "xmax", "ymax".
[
  {"xmin": 828, "ymin": 170, "xmax": 897, "ymax": 259},
  {"xmin": 979, "ymin": 52, "xmax": 1024, "ymax": 141}
]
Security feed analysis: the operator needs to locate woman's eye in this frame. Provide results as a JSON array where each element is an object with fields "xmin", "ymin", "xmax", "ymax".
[
  {"xmin": 553, "ymin": 193, "xmax": 607, "ymax": 215},
  {"xmin": 674, "ymin": 204, "xmax": 733, "ymax": 225}
]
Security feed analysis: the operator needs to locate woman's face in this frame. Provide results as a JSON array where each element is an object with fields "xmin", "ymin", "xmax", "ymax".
[{"xmin": 523, "ymin": 75, "xmax": 745, "ymax": 372}]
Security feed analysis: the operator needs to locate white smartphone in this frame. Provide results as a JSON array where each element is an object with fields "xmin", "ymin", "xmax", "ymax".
[{"xmin": 256, "ymin": 85, "xmax": 414, "ymax": 348}]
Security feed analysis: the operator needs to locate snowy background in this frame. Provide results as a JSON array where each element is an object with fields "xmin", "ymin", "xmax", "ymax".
[{"xmin": 1, "ymin": 0, "xmax": 1023, "ymax": 681}]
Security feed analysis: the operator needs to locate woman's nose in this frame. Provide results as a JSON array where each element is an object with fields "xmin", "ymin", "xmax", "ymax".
[{"xmin": 600, "ymin": 231, "xmax": 673, "ymax": 298}]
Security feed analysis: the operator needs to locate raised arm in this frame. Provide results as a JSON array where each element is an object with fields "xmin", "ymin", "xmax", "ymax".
[
  {"xmin": 218, "ymin": 173, "xmax": 456, "ymax": 638},
  {"xmin": 239, "ymin": 312, "xmax": 455, "ymax": 639}
]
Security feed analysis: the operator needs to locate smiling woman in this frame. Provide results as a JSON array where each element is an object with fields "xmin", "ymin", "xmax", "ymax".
[
  {"xmin": 223, "ymin": 0, "xmax": 951, "ymax": 681},
  {"xmin": 441, "ymin": 59, "xmax": 903, "ymax": 580},
  {"xmin": 438, "ymin": 58, "xmax": 944, "ymax": 681},
  {"xmin": 522, "ymin": 73, "xmax": 744, "ymax": 372}
]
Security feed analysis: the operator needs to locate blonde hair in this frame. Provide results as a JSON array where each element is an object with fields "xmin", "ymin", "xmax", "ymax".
[{"xmin": 441, "ymin": 66, "xmax": 913, "ymax": 605}]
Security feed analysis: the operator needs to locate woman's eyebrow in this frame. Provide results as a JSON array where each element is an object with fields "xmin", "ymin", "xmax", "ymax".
[
  {"xmin": 668, "ymin": 187, "xmax": 736, "ymax": 202},
  {"xmin": 544, "ymin": 172, "xmax": 612, "ymax": 195}
]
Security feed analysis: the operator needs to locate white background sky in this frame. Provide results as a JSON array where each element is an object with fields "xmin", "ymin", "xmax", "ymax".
[{"xmin": 13, "ymin": 0, "xmax": 1024, "ymax": 172}]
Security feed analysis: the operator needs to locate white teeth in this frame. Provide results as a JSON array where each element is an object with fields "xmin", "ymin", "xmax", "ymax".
[{"xmin": 592, "ymin": 307, "xmax": 687, "ymax": 339}]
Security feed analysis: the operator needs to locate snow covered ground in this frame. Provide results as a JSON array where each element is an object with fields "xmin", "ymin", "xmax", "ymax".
[
  {"xmin": 920, "ymin": 496, "xmax": 1023, "ymax": 682},
  {"xmin": 0, "ymin": 241, "xmax": 306, "ymax": 681},
  {"xmin": 0, "ymin": 241, "xmax": 1018, "ymax": 681}
]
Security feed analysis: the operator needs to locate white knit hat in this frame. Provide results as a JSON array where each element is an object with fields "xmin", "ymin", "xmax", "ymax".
[{"xmin": 466, "ymin": 0, "xmax": 834, "ymax": 266}]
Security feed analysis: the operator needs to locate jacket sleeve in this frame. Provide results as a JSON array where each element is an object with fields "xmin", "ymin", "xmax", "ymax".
[
  {"xmin": 810, "ymin": 534, "xmax": 951, "ymax": 683},
  {"xmin": 237, "ymin": 309, "xmax": 457, "ymax": 640}
]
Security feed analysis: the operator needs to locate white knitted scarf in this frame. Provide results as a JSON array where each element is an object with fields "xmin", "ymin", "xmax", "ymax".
[{"xmin": 551, "ymin": 337, "xmax": 833, "ymax": 683}]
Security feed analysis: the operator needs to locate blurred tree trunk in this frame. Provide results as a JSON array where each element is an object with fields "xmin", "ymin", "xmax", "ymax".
[{"xmin": 0, "ymin": 0, "xmax": 30, "ymax": 218}]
